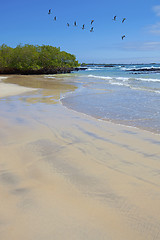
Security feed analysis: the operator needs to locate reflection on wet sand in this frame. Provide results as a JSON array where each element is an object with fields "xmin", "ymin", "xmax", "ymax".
[
  {"xmin": 4, "ymin": 74, "xmax": 78, "ymax": 90},
  {"xmin": 4, "ymin": 74, "xmax": 77, "ymax": 104}
]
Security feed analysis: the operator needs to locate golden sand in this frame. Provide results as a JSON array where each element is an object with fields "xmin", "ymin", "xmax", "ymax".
[
  {"xmin": 0, "ymin": 76, "xmax": 37, "ymax": 97},
  {"xmin": 0, "ymin": 75, "xmax": 160, "ymax": 240}
]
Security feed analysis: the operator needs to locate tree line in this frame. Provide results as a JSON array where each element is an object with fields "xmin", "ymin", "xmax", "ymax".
[{"xmin": 0, "ymin": 44, "xmax": 79, "ymax": 74}]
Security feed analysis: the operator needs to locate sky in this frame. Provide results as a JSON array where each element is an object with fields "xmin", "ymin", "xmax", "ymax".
[{"xmin": 1, "ymin": 0, "xmax": 160, "ymax": 63}]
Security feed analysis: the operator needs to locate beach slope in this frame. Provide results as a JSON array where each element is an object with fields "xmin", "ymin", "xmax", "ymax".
[{"xmin": 0, "ymin": 75, "xmax": 160, "ymax": 240}]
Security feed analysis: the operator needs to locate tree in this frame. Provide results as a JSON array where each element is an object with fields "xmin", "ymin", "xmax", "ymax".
[{"xmin": 0, "ymin": 44, "xmax": 79, "ymax": 74}]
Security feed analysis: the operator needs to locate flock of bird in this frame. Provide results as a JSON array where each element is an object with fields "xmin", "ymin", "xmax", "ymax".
[
  {"xmin": 112, "ymin": 15, "xmax": 126, "ymax": 40},
  {"xmin": 48, "ymin": 9, "xmax": 126, "ymax": 40}
]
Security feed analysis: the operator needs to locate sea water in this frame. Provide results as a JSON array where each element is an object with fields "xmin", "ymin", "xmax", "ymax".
[{"xmin": 61, "ymin": 64, "xmax": 160, "ymax": 134}]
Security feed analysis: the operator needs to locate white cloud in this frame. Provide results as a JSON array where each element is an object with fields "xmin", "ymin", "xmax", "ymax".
[
  {"xmin": 148, "ymin": 6, "xmax": 160, "ymax": 34},
  {"xmin": 122, "ymin": 41, "xmax": 160, "ymax": 51},
  {"xmin": 143, "ymin": 41, "xmax": 160, "ymax": 49},
  {"xmin": 149, "ymin": 22, "xmax": 160, "ymax": 34},
  {"xmin": 153, "ymin": 5, "xmax": 160, "ymax": 16}
]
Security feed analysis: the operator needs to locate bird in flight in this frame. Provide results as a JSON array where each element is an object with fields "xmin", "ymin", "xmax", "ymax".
[
  {"xmin": 90, "ymin": 27, "xmax": 94, "ymax": 32},
  {"xmin": 46, "ymin": 11, "xmax": 127, "ymax": 41}
]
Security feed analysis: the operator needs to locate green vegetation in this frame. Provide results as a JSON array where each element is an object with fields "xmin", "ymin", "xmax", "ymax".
[{"xmin": 0, "ymin": 44, "xmax": 79, "ymax": 74}]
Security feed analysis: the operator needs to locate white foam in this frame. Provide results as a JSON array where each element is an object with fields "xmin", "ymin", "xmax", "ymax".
[
  {"xmin": 127, "ymin": 66, "xmax": 160, "ymax": 71},
  {"xmin": 116, "ymin": 77, "xmax": 130, "ymax": 81},
  {"xmin": 88, "ymin": 74, "xmax": 160, "ymax": 83},
  {"xmin": 121, "ymin": 67, "xmax": 132, "ymax": 71},
  {"xmin": 87, "ymin": 67, "xmax": 105, "ymax": 71},
  {"xmin": 87, "ymin": 68, "xmax": 96, "ymax": 71},
  {"xmin": 88, "ymin": 74, "xmax": 132, "ymax": 82},
  {"xmin": 120, "ymin": 67, "xmax": 137, "ymax": 71},
  {"xmin": 135, "ymin": 77, "xmax": 160, "ymax": 82},
  {"xmin": 109, "ymin": 81, "xmax": 130, "ymax": 87},
  {"xmin": 88, "ymin": 74, "xmax": 112, "ymax": 80},
  {"xmin": 130, "ymin": 86, "xmax": 160, "ymax": 94}
]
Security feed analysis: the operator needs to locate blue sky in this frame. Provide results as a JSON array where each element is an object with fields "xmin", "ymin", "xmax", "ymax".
[{"xmin": 1, "ymin": 0, "xmax": 160, "ymax": 63}]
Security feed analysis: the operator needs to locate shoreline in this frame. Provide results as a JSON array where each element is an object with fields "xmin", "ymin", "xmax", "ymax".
[
  {"xmin": 0, "ymin": 76, "xmax": 38, "ymax": 98},
  {"xmin": 61, "ymin": 98, "xmax": 160, "ymax": 136},
  {"xmin": 1, "ymin": 74, "xmax": 160, "ymax": 135},
  {"xmin": 61, "ymin": 99, "xmax": 160, "ymax": 136}
]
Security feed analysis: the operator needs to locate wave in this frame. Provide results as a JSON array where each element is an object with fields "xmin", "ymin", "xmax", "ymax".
[
  {"xmin": 87, "ymin": 68, "xmax": 101, "ymax": 71},
  {"xmin": 126, "ymin": 66, "xmax": 160, "ymax": 72},
  {"xmin": 88, "ymin": 74, "xmax": 112, "ymax": 80},
  {"xmin": 88, "ymin": 74, "xmax": 160, "ymax": 83},
  {"xmin": 108, "ymin": 81, "xmax": 130, "ymax": 87},
  {"xmin": 135, "ymin": 77, "xmax": 160, "ymax": 82},
  {"xmin": 116, "ymin": 76, "xmax": 160, "ymax": 83},
  {"xmin": 130, "ymin": 86, "xmax": 160, "ymax": 94},
  {"xmin": 87, "ymin": 67, "xmax": 106, "ymax": 71},
  {"xmin": 115, "ymin": 77, "xmax": 130, "ymax": 81},
  {"xmin": 121, "ymin": 67, "xmax": 135, "ymax": 71},
  {"xmin": 107, "ymin": 80, "xmax": 160, "ymax": 94},
  {"xmin": 120, "ymin": 65, "xmax": 160, "ymax": 71}
]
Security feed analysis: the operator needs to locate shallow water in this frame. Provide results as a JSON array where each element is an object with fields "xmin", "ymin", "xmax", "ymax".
[
  {"xmin": 60, "ymin": 64, "xmax": 160, "ymax": 134},
  {"xmin": 2, "ymin": 70, "xmax": 160, "ymax": 134}
]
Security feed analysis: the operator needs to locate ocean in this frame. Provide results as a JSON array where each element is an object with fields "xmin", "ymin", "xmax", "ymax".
[{"xmin": 61, "ymin": 64, "xmax": 160, "ymax": 134}]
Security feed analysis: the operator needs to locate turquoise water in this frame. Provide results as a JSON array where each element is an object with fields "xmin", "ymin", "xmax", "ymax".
[{"xmin": 61, "ymin": 64, "xmax": 160, "ymax": 134}]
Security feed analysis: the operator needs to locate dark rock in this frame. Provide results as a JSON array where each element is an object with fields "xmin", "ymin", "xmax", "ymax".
[
  {"xmin": 104, "ymin": 65, "xmax": 114, "ymax": 67},
  {"xmin": 74, "ymin": 67, "xmax": 88, "ymax": 71},
  {"xmin": 127, "ymin": 68, "xmax": 160, "ymax": 73}
]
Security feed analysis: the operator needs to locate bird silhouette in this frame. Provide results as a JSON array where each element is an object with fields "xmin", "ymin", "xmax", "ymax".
[
  {"xmin": 46, "ymin": 11, "xmax": 127, "ymax": 41},
  {"xmin": 90, "ymin": 27, "xmax": 94, "ymax": 32}
]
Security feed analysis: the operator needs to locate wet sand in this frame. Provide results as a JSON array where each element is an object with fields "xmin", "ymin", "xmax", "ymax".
[
  {"xmin": 0, "ymin": 76, "xmax": 38, "ymax": 97},
  {"xmin": 0, "ymin": 75, "xmax": 160, "ymax": 240}
]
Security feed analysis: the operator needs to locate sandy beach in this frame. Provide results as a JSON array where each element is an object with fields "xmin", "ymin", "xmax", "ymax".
[
  {"xmin": 0, "ymin": 75, "xmax": 160, "ymax": 240},
  {"xmin": 0, "ymin": 76, "xmax": 38, "ymax": 98}
]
